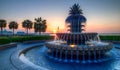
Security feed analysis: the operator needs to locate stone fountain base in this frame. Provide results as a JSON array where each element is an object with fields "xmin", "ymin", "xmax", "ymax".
[{"xmin": 45, "ymin": 41, "xmax": 113, "ymax": 61}]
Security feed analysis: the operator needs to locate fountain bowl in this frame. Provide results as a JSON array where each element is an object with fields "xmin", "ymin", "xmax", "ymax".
[{"xmin": 45, "ymin": 33, "xmax": 113, "ymax": 62}]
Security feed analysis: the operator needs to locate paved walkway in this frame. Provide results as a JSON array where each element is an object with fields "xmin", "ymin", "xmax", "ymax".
[
  {"xmin": 0, "ymin": 42, "xmax": 120, "ymax": 70},
  {"xmin": 0, "ymin": 47, "xmax": 16, "ymax": 70},
  {"xmin": 0, "ymin": 43, "xmax": 44, "ymax": 70}
]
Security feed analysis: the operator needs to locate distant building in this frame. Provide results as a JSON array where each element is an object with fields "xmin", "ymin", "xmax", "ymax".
[
  {"xmin": 16, "ymin": 31, "xmax": 25, "ymax": 35},
  {"xmin": 34, "ymin": 32, "xmax": 50, "ymax": 36},
  {"xmin": 0, "ymin": 29, "xmax": 13, "ymax": 35}
]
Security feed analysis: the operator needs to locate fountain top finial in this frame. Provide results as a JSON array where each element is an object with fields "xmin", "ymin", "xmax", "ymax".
[
  {"xmin": 65, "ymin": 4, "xmax": 87, "ymax": 33},
  {"xmin": 69, "ymin": 3, "xmax": 83, "ymax": 15}
]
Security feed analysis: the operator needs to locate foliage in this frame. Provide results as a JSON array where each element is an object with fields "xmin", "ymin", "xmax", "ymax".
[
  {"xmin": 0, "ymin": 17, "xmax": 46, "ymax": 35},
  {"xmin": 22, "ymin": 19, "xmax": 33, "ymax": 35},
  {"xmin": 100, "ymin": 35, "xmax": 120, "ymax": 41},
  {"xmin": 0, "ymin": 37, "xmax": 10, "ymax": 44},
  {"xmin": 0, "ymin": 19, "xmax": 7, "ymax": 35},
  {"xmin": 8, "ymin": 21, "xmax": 18, "ymax": 35},
  {"xmin": 34, "ymin": 17, "xmax": 47, "ymax": 34},
  {"xmin": 0, "ymin": 35, "xmax": 53, "ymax": 45}
]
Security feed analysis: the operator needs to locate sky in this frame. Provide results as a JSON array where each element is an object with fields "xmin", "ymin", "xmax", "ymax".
[{"xmin": 0, "ymin": 0, "xmax": 120, "ymax": 33}]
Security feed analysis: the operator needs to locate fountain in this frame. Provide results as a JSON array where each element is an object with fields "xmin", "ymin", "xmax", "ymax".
[{"xmin": 45, "ymin": 4, "xmax": 113, "ymax": 63}]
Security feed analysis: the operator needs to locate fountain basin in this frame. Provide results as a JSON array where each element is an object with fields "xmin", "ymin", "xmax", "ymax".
[{"xmin": 45, "ymin": 41, "xmax": 113, "ymax": 61}]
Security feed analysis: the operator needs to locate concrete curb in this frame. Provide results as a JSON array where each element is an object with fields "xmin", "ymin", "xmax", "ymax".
[
  {"xmin": 10, "ymin": 43, "xmax": 44, "ymax": 70},
  {"xmin": 0, "ymin": 43, "xmax": 17, "ymax": 50}
]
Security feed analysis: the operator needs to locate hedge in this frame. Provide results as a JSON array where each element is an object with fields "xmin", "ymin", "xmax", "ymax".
[
  {"xmin": 0, "ymin": 35, "xmax": 119, "ymax": 45},
  {"xmin": 0, "ymin": 37, "xmax": 11, "ymax": 45},
  {"xmin": 0, "ymin": 35, "xmax": 54, "ymax": 45},
  {"xmin": 99, "ymin": 35, "xmax": 120, "ymax": 41}
]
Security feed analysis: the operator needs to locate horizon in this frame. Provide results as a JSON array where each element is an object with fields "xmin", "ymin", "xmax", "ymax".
[{"xmin": 0, "ymin": 0, "xmax": 120, "ymax": 33}]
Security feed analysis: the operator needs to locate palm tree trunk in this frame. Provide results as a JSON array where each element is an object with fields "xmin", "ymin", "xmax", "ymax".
[
  {"xmin": 39, "ymin": 26, "xmax": 42, "ymax": 35},
  {"xmin": 13, "ymin": 28, "xmax": 14, "ymax": 36},
  {"xmin": 1, "ymin": 27, "xmax": 3, "ymax": 35},
  {"xmin": 39, "ymin": 31, "xmax": 41, "ymax": 35},
  {"xmin": 27, "ymin": 28, "xmax": 28, "ymax": 35}
]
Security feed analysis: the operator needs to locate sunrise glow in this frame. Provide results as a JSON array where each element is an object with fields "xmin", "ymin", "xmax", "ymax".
[{"xmin": 0, "ymin": 0, "xmax": 120, "ymax": 33}]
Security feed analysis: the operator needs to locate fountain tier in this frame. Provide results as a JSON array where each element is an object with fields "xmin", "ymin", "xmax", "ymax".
[
  {"xmin": 56, "ymin": 33, "xmax": 99, "ymax": 45},
  {"xmin": 45, "ymin": 39, "xmax": 113, "ymax": 62}
]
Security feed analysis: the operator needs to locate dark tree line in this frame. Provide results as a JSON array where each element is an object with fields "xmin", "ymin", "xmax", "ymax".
[{"xmin": 0, "ymin": 17, "xmax": 47, "ymax": 35}]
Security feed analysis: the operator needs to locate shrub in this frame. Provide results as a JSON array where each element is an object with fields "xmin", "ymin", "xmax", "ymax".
[
  {"xmin": 0, "ymin": 37, "xmax": 10, "ymax": 45},
  {"xmin": 100, "ymin": 36, "xmax": 120, "ymax": 41}
]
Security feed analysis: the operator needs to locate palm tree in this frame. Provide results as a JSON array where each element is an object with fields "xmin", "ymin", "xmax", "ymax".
[
  {"xmin": 34, "ymin": 17, "xmax": 47, "ymax": 35},
  {"xmin": 22, "ymin": 19, "xmax": 33, "ymax": 35},
  {"xmin": 34, "ymin": 17, "xmax": 42, "ymax": 35},
  {"xmin": 9, "ymin": 21, "xmax": 18, "ymax": 36},
  {"xmin": 0, "ymin": 19, "xmax": 7, "ymax": 35},
  {"xmin": 41, "ymin": 20, "xmax": 47, "ymax": 33},
  {"xmin": 34, "ymin": 22, "xmax": 42, "ymax": 34},
  {"xmin": 65, "ymin": 4, "xmax": 87, "ymax": 33}
]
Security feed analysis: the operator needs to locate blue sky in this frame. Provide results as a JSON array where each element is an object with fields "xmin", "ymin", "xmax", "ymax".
[{"xmin": 0, "ymin": 0, "xmax": 120, "ymax": 33}]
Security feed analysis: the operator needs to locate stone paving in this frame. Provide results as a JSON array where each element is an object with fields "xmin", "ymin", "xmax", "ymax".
[
  {"xmin": 0, "ymin": 47, "xmax": 17, "ymax": 70},
  {"xmin": 0, "ymin": 42, "xmax": 44, "ymax": 70},
  {"xmin": 0, "ymin": 42, "xmax": 120, "ymax": 70}
]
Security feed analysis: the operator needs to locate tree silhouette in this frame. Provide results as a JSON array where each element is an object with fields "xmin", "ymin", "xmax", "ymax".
[
  {"xmin": 22, "ymin": 19, "xmax": 33, "ymax": 35},
  {"xmin": 66, "ymin": 4, "xmax": 87, "ymax": 33},
  {"xmin": 41, "ymin": 20, "xmax": 47, "ymax": 32},
  {"xmin": 9, "ymin": 21, "xmax": 18, "ymax": 36},
  {"xmin": 0, "ymin": 19, "xmax": 7, "ymax": 35},
  {"xmin": 34, "ymin": 17, "xmax": 47, "ymax": 35}
]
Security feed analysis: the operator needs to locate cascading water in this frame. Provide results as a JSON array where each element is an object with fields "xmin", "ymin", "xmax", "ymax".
[
  {"xmin": 16, "ymin": 3, "xmax": 120, "ymax": 70},
  {"xmin": 45, "ymin": 4, "xmax": 113, "ymax": 63}
]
